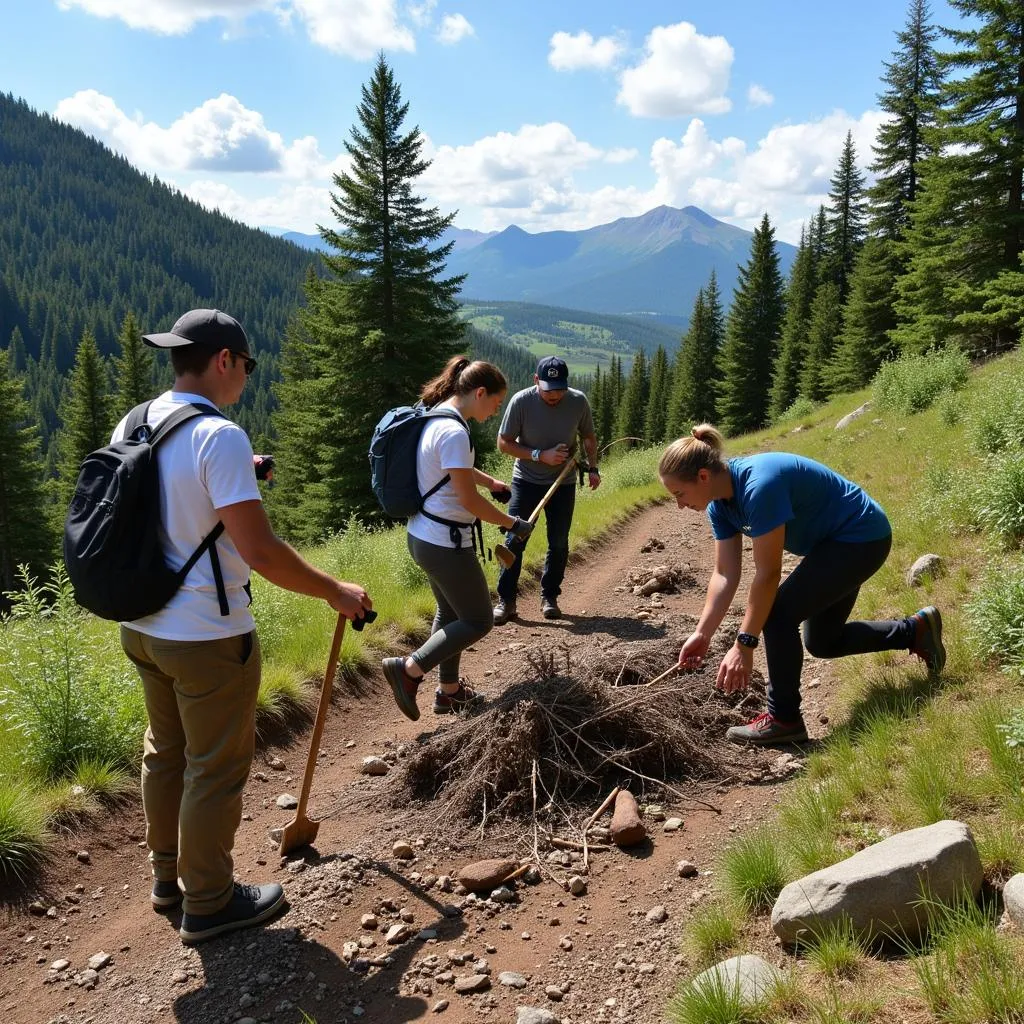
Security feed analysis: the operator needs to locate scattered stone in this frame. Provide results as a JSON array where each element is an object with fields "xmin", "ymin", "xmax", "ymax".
[
  {"xmin": 392, "ymin": 841, "xmax": 415, "ymax": 860},
  {"xmin": 558, "ymin": 936, "xmax": 573, "ymax": 951},
  {"xmin": 276, "ymin": 793, "xmax": 298, "ymax": 809},
  {"xmin": 76, "ymin": 850, "xmax": 91, "ymax": 864},
  {"xmin": 268, "ymin": 826, "xmax": 284, "ymax": 844},
  {"xmin": 567, "ymin": 876, "xmax": 587, "ymax": 897},
  {"xmin": 610, "ymin": 790, "xmax": 647, "ymax": 847},
  {"xmin": 76, "ymin": 968, "xmax": 99, "ymax": 989},
  {"xmin": 457, "ymin": 858, "xmax": 516, "ymax": 893},
  {"xmin": 432, "ymin": 999, "xmax": 449, "ymax": 1013},
  {"xmin": 689, "ymin": 956, "xmax": 783, "ymax": 1005},
  {"xmin": 640, "ymin": 537, "xmax": 665, "ymax": 553},
  {"xmin": 907, "ymin": 553, "xmax": 944, "ymax": 588},
  {"xmin": 516, "ymin": 1008, "xmax": 559, "ymax": 1024},
  {"xmin": 645, "ymin": 804, "xmax": 665, "ymax": 821},
  {"xmin": 416, "ymin": 929, "xmax": 438, "ymax": 941},
  {"xmin": 835, "ymin": 402, "xmax": 871, "ymax": 431},
  {"xmin": 361, "ymin": 757, "xmax": 390, "ymax": 776},
  {"xmin": 663, "ymin": 818, "xmax": 684, "ymax": 832},
  {"xmin": 268, "ymin": 755, "xmax": 285, "ymax": 769},
  {"xmin": 29, "ymin": 901, "xmax": 46, "ymax": 916},
  {"xmin": 544, "ymin": 985, "xmax": 563, "ymax": 1001},
  {"xmin": 171, "ymin": 969, "xmax": 188, "ymax": 984},
  {"xmin": 772, "ymin": 819, "xmax": 983, "ymax": 944},
  {"xmin": 1003, "ymin": 873, "xmax": 1024, "ymax": 931},
  {"xmin": 499, "ymin": 972, "xmax": 528, "ymax": 989},
  {"xmin": 490, "ymin": 886, "xmax": 515, "ymax": 904},
  {"xmin": 385, "ymin": 924, "xmax": 410, "ymax": 945},
  {"xmin": 453, "ymin": 974, "xmax": 491, "ymax": 994},
  {"xmin": 50, "ymin": 959, "xmax": 70, "ymax": 972},
  {"xmin": 646, "ymin": 905, "xmax": 668, "ymax": 924},
  {"xmin": 677, "ymin": 859, "xmax": 699, "ymax": 878},
  {"xmin": 361, "ymin": 914, "xmax": 378, "ymax": 930},
  {"xmin": 87, "ymin": 952, "xmax": 112, "ymax": 971}
]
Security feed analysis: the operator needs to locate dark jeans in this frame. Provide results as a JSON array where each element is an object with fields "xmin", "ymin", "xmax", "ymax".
[
  {"xmin": 496, "ymin": 479, "xmax": 576, "ymax": 604},
  {"xmin": 407, "ymin": 535, "xmax": 493, "ymax": 684},
  {"xmin": 764, "ymin": 534, "xmax": 915, "ymax": 721}
]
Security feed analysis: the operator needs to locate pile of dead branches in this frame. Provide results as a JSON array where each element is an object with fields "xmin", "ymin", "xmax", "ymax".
[{"xmin": 388, "ymin": 639, "xmax": 753, "ymax": 828}]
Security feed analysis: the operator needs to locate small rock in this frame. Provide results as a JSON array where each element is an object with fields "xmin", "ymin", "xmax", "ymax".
[
  {"xmin": 677, "ymin": 860, "xmax": 699, "ymax": 878},
  {"xmin": 76, "ymin": 850, "xmax": 91, "ymax": 864},
  {"xmin": 416, "ymin": 929, "xmax": 438, "ymax": 941},
  {"xmin": 385, "ymin": 924, "xmax": 410, "ymax": 944},
  {"xmin": 276, "ymin": 793, "xmax": 298, "ymax": 809},
  {"xmin": 453, "ymin": 974, "xmax": 491, "ymax": 994},
  {"xmin": 29, "ymin": 901, "xmax": 46, "ymax": 916},
  {"xmin": 646, "ymin": 905, "xmax": 668, "ymax": 924},
  {"xmin": 490, "ymin": 886, "xmax": 515, "ymax": 903},
  {"xmin": 393, "ymin": 841, "xmax": 415, "ymax": 860},
  {"xmin": 171, "ymin": 969, "xmax": 188, "ymax": 984},
  {"xmin": 432, "ymin": 999, "xmax": 449, "ymax": 1013},
  {"xmin": 499, "ymin": 971, "xmax": 528, "ymax": 989},
  {"xmin": 457, "ymin": 858, "xmax": 516, "ymax": 893},
  {"xmin": 87, "ymin": 952, "xmax": 112, "ymax": 971},
  {"xmin": 663, "ymin": 818, "xmax": 684, "ymax": 832},
  {"xmin": 361, "ymin": 914, "xmax": 378, "ymax": 930},
  {"xmin": 268, "ymin": 756, "xmax": 285, "ymax": 769},
  {"xmin": 268, "ymin": 826, "xmax": 283, "ymax": 844},
  {"xmin": 559, "ymin": 936, "xmax": 573, "ymax": 951},
  {"xmin": 516, "ymin": 1008, "xmax": 560, "ymax": 1024},
  {"xmin": 50, "ymin": 959, "xmax": 71, "ymax": 972},
  {"xmin": 77, "ymin": 968, "xmax": 99, "ymax": 989},
  {"xmin": 567, "ymin": 876, "xmax": 587, "ymax": 897},
  {"xmin": 361, "ymin": 757, "xmax": 390, "ymax": 776},
  {"xmin": 907, "ymin": 553, "xmax": 944, "ymax": 588},
  {"xmin": 544, "ymin": 985, "xmax": 563, "ymax": 1001}
]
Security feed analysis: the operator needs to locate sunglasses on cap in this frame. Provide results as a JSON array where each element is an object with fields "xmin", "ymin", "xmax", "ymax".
[{"xmin": 229, "ymin": 351, "xmax": 258, "ymax": 376}]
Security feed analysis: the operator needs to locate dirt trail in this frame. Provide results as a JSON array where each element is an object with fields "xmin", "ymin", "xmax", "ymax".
[{"xmin": 0, "ymin": 500, "xmax": 835, "ymax": 1024}]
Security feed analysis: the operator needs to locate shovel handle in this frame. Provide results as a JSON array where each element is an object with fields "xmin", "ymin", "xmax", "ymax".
[
  {"xmin": 525, "ymin": 457, "xmax": 578, "ymax": 526},
  {"xmin": 293, "ymin": 614, "xmax": 346, "ymax": 821}
]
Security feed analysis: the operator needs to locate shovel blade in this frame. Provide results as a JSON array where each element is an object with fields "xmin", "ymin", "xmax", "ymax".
[{"xmin": 278, "ymin": 814, "xmax": 319, "ymax": 856}]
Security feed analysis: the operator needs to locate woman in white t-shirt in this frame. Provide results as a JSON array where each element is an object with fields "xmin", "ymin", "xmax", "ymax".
[{"xmin": 383, "ymin": 356, "xmax": 535, "ymax": 721}]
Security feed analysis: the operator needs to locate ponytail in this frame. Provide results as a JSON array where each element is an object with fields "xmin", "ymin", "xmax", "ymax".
[
  {"xmin": 658, "ymin": 423, "xmax": 727, "ymax": 481},
  {"xmin": 420, "ymin": 355, "xmax": 507, "ymax": 406}
]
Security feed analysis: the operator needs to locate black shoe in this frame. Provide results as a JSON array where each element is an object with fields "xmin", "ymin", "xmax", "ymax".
[
  {"xmin": 493, "ymin": 600, "xmax": 517, "ymax": 625},
  {"xmin": 541, "ymin": 596, "xmax": 561, "ymax": 620},
  {"xmin": 151, "ymin": 879, "xmax": 182, "ymax": 910},
  {"xmin": 382, "ymin": 657, "xmax": 421, "ymax": 721},
  {"xmin": 433, "ymin": 682, "xmax": 486, "ymax": 715},
  {"xmin": 179, "ymin": 882, "xmax": 286, "ymax": 944}
]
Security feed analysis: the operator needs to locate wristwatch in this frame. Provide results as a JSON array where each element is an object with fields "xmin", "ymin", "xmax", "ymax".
[
  {"xmin": 736, "ymin": 632, "xmax": 759, "ymax": 649},
  {"xmin": 531, "ymin": 448, "xmax": 541, "ymax": 462}
]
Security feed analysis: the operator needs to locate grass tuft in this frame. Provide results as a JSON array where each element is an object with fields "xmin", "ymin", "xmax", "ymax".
[
  {"xmin": 718, "ymin": 829, "xmax": 788, "ymax": 915},
  {"xmin": 667, "ymin": 966, "xmax": 766, "ymax": 1024},
  {"xmin": 0, "ymin": 779, "xmax": 49, "ymax": 882},
  {"xmin": 797, "ymin": 915, "xmax": 870, "ymax": 980},
  {"xmin": 684, "ymin": 903, "xmax": 741, "ymax": 969}
]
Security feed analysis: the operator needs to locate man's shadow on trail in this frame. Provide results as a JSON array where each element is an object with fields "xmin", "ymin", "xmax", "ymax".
[
  {"xmin": 511, "ymin": 611, "xmax": 668, "ymax": 640},
  {"xmin": 172, "ymin": 851, "xmax": 467, "ymax": 1024}
]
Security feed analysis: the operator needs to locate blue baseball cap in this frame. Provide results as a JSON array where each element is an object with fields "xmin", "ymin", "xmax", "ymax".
[{"xmin": 536, "ymin": 356, "xmax": 569, "ymax": 391}]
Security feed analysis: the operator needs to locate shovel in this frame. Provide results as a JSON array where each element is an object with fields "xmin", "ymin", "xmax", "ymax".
[
  {"xmin": 278, "ymin": 613, "xmax": 346, "ymax": 856},
  {"xmin": 495, "ymin": 457, "xmax": 578, "ymax": 568}
]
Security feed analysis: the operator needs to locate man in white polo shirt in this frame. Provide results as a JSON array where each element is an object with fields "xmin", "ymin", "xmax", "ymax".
[{"xmin": 115, "ymin": 309, "xmax": 372, "ymax": 944}]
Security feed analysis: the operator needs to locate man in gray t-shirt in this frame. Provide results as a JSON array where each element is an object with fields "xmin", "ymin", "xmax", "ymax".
[{"xmin": 493, "ymin": 356, "xmax": 599, "ymax": 623}]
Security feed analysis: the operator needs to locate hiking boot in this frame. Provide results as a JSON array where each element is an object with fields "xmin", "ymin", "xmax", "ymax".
[
  {"xmin": 541, "ymin": 596, "xmax": 561, "ymax": 620},
  {"xmin": 382, "ymin": 657, "xmax": 421, "ymax": 721},
  {"xmin": 433, "ymin": 682, "xmax": 486, "ymax": 715},
  {"xmin": 493, "ymin": 599, "xmax": 517, "ymax": 625},
  {"xmin": 179, "ymin": 882, "xmax": 286, "ymax": 944},
  {"xmin": 726, "ymin": 712, "xmax": 808, "ymax": 745},
  {"xmin": 151, "ymin": 879, "xmax": 182, "ymax": 910},
  {"xmin": 909, "ymin": 606, "xmax": 946, "ymax": 674}
]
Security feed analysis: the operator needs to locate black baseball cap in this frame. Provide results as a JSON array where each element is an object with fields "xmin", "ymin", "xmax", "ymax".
[
  {"xmin": 143, "ymin": 309, "xmax": 251, "ymax": 355},
  {"xmin": 536, "ymin": 355, "xmax": 569, "ymax": 391}
]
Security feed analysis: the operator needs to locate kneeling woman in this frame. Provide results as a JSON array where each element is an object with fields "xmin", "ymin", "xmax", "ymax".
[
  {"xmin": 658, "ymin": 425, "xmax": 945, "ymax": 744},
  {"xmin": 383, "ymin": 356, "xmax": 534, "ymax": 721}
]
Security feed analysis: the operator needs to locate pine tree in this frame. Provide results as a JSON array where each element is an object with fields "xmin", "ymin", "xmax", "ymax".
[
  {"xmin": 895, "ymin": 2, "xmax": 1024, "ymax": 353},
  {"xmin": 822, "ymin": 132, "xmax": 867, "ymax": 302},
  {"xmin": 615, "ymin": 349, "xmax": 648, "ymax": 441},
  {"xmin": 0, "ymin": 350, "xmax": 53, "ymax": 595},
  {"xmin": 809, "ymin": 206, "xmax": 829, "ymax": 282},
  {"xmin": 826, "ymin": 238, "xmax": 900, "ymax": 393},
  {"xmin": 868, "ymin": 0, "xmax": 942, "ymax": 241},
  {"xmin": 111, "ymin": 310, "xmax": 154, "ymax": 419},
  {"xmin": 669, "ymin": 275, "xmax": 724, "ymax": 435},
  {"xmin": 799, "ymin": 282, "xmax": 843, "ymax": 402},
  {"xmin": 596, "ymin": 360, "xmax": 616, "ymax": 450},
  {"xmin": 8, "ymin": 326, "xmax": 26, "ymax": 373},
  {"xmin": 769, "ymin": 229, "xmax": 816, "ymax": 420},
  {"xmin": 589, "ymin": 365, "xmax": 604, "ymax": 444},
  {"xmin": 274, "ymin": 55, "xmax": 465, "ymax": 533},
  {"xmin": 643, "ymin": 345, "xmax": 672, "ymax": 442},
  {"xmin": 717, "ymin": 215, "xmax": 786, "ymax": 435},
  {"xmin": 56, "ymin": 329, "xmax": 112, "ymax": 508}
]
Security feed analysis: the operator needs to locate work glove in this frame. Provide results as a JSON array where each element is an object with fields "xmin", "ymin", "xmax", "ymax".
[
  {"xmin": 351, "ymin": 609, "xmax": 378, "ymax": 632},
  {"xmin": 490, "ymin": 485, "xmax": 512, "ymax": 504},
  {"xmin": 508, "ymin": 517, "xmax": 535, "ymax": 542}
]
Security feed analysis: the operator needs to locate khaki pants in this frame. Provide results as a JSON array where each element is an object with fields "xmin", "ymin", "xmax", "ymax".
[{"xmin": 121, "ymin": 626, "xmax": 261, "ymax": 916}]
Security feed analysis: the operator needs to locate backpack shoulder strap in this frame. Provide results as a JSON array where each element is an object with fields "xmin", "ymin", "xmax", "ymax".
[
  {"xmin": 419, "ymin": 407, "xmax": 474, "ymax": 506},
  {"xmin": 148, "ymin": 401, "xmax": 225, "ymax": 448},
  {"xmin": 124, "ymin": 401, "xmax": 153, "ymax": 442}
]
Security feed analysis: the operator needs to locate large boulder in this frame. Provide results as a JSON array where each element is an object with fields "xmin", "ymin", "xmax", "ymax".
[
  {"xmin": 771, "ymin": 820, "xmax": 983, "ymax": 945},
  {"xmin": 686, "ymin": 956, "xmax": 782, "ymax": 1005},
  {"xmin": 1003, "ymin": 873, "xmax": 1024, "ymax": 931}
]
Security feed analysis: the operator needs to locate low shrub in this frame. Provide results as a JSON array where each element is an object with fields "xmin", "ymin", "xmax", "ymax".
[
  {"xmin": 775, "ymin": 397, "xmax": 819, "ymax": 426},
  {"xmin": 0, "ymin": 779, "xmax": 49, "ymax": 881},
  {"xmin": 973, "ymin": 450, "xmax": 1024, "ymax": 547},
  {"xmin": 970, "ymin": 366, "xmax": 1024, "ymax": 455},
  {"xmin": 719, "ymin": 829, "xmax": 788, "ymax": 914},
  {"xmin": 871, "ymin": 348, "xmax": 971, "ymax": 415},
  {"xmin": 966, "ymin": 561, "xmax": 1024, "ymax": 671},
  {"xmin": 684, "ymin": 903, "xmax": 741, "ymax": 968}
]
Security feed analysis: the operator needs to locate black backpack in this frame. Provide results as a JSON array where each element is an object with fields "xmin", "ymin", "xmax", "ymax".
[{"xmin": 63, "ymin": 400, "xmax": 231, "ymax": 622}]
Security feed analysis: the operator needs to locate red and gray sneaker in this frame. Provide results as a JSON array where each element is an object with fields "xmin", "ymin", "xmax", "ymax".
[
  {"xmin": 909, "ymin": 606, "xmax": 946, "ymax": 674},
  {"xmin": 726, "ymin": 712, "xmax": 808, "ymax": 745},
  {"xmin": 433, "ymin": 682, "xmax": 486, "ymax": 715},
  {"xmin": 382, "ymin": 657, "xmax": 421, "ymax": 721}
]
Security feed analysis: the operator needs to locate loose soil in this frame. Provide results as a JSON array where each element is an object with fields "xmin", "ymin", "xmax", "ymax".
[{"xmin": 0, "ymin": 500, "xmax": 840, "ymax": 1024}]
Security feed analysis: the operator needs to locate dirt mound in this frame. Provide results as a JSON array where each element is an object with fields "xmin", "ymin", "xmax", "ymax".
[{"xmin": 389, "ymin": 638, "xmax": 752, "ymax": 828}]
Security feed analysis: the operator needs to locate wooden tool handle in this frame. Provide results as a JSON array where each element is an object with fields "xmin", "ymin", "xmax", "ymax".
[
  {"xmin": 293, "ymin": 614, "xmax": 346, "ymax": 819},
  {"xmin": 525, "ymin": 457, "xmax": 577, "ymax": 526},
  {"xmin": 645, "ymin": 663, "xmax": 680, "ymax": 687}
]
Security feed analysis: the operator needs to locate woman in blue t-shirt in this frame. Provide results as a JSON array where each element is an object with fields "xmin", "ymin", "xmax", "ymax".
[{"xmin": 657, "ymin": 424, "xmax": 945, "ymax": 744}]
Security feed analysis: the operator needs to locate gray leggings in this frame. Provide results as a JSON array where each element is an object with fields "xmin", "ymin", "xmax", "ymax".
[{"xmin": 408, "ymin": 534, "xmax": 493, "ymax": 684}]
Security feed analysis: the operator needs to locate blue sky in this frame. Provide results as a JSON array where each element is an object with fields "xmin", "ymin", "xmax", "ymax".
[{"xmin": 1, "ymin": 0, "xmax": 959, "ymax": 243}]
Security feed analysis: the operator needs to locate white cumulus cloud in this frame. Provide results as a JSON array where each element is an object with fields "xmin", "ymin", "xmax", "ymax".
[
  {"xmin": 57, "ymin": 0, "xmax": 416, "ymax": 57},
  {"xmin": 436, "ymin": 12, "xmax": 473, "ymax": 44},
  {"xmin": 617, "ymin": 22, "xmax": 733, "ymax": 118},
  {"xmin": 548, "ymin": 30, "xmax": 624, "ymax": 71},
  {"xmin": 747, "ymin": 83, "xmax": 774, "ymax": 108}
]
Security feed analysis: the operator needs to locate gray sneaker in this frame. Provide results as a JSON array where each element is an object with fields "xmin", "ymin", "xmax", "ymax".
[
  {"xmin": 909, "ymin": 606, "xmax": 946, "ymax": 674},
  {"xmin": 179, "ymin": 882, "xmax": 286, "ymax": 944},
  {"xmin": 726, "ymin": 712, "xmax": 808, "ymax": 745},
  {"xmin": 151, "ymin": 878, "xmax": 181, "ymax": 910},
  {"xmin": 493, "ymin": 599, "xmax": 516, "ymax": 625}
]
